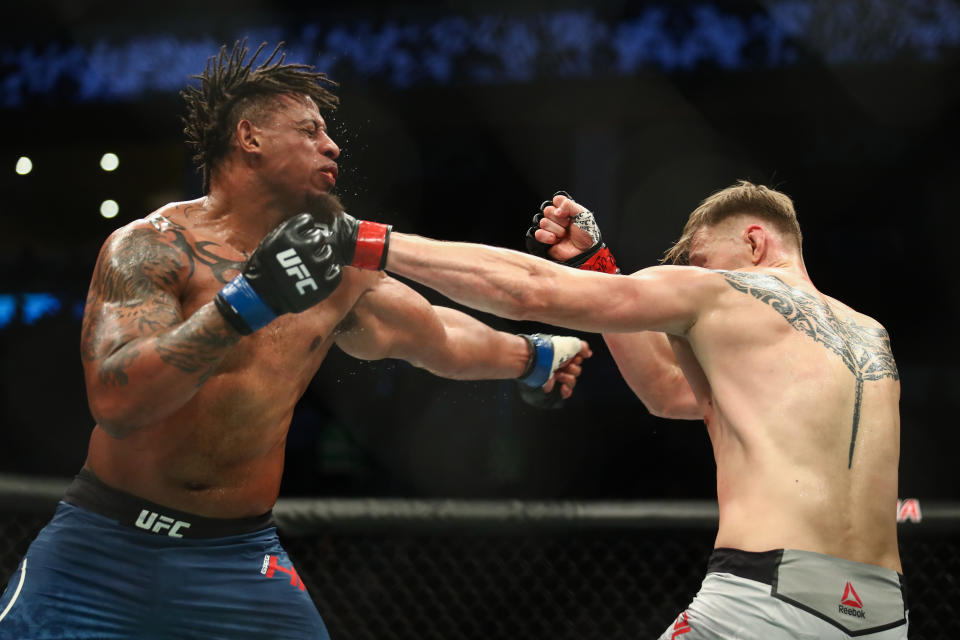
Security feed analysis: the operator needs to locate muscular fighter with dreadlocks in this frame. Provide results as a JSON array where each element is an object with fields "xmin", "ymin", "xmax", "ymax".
[{"xmin": 0, "ymin": 42, "xmax": 589, "ymax": 639}]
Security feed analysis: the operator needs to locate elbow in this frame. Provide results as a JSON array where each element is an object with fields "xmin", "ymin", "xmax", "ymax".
[
  {"xmin": 637, "ymin": 393, "xmax": 678, "ymax": 419},
  {"xmin": 641, "ymin": 399, "xmax": 703, "ymax": 420},
  {"xmin": 645, "ymin": 400, "xmax": 692, "ymax": 420},
  {"xmin": 631, "ymin": 386, "xmax": 701, "ymax": 421},
  {"xmin": 642, "ymin": 399, "xmax": 674, "ymax": 420},
  {"xmin": 649, "ymin": 399, "xmax": 703, "ymax": 421}
]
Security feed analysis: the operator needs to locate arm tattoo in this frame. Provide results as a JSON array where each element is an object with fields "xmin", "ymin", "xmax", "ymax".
[
  {"xmin": 156, "ymin": 318, "xmax": 240, "ymax": 385},
  {"xmin": 82, "ymin": 221, "xmax": 243, "ymax": 388},
  {"xmin": 81, "ymin": 228, "xmax": 185, "ymax": 364},
  {"xmin": 98, "ymin": 347, "xmax": 140, "ymax": 387},
  {"xmin": 721, "ymin": 271, "xmax": 899, "ymax": 468}
]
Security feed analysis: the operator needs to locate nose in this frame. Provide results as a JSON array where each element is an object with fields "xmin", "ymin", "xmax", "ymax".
[{"xmin": 320, "ymin": 131, "xmax": 340, "ymax": 160}]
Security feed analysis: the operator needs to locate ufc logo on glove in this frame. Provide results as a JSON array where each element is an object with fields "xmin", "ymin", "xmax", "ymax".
[{"xmin": 276, "ymin": 248, "xmax": 318, "ymax": 295}]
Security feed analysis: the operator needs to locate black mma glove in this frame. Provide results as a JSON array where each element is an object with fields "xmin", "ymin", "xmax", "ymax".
[
  {"xmin": 214, "ymin": 213, "xmax": 342, "ymax": 335},
  {"xmin": 525, "ymin": 190, "xmax": 619, "ymax": 274},
  {"xmin": 324, "ymin": 211, "xmax": 392, "ymax": 270},
  {"xmin": 515, "ymin": 333, "xmax": 584, "ymax": 410},
  {"xmin": 516, "ymin": 381, "xmax": 564, "ymax": 410}
]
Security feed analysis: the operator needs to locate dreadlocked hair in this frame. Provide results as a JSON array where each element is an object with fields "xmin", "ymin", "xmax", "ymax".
[{"xmin": 181, "ymin": 40, "xmax": 339, "ymax": 193}]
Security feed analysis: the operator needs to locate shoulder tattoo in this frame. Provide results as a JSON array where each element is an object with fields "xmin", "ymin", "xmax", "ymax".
[
  {"xmin": 146, "ymin": 215, "xmax": 243, "ymax": 285},
  {"xmin": 81, "ymin": 223, "xmax": 242, "ymax": 385},
  {"xmin": 82, "ymin": 227, "xmax": 186, "ymax": 364},
  {"xmin": 720, "ymin": 271, "xmax": 898, "ymax": 468}
]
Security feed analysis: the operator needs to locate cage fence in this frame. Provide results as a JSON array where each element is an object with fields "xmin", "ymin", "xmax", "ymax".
[{"xmin": 1, "ymin": 476, "xmax": 956, "ymax": 639}]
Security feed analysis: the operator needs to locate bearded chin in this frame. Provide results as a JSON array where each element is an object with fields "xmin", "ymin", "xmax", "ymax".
[{"xmin": 305, "ymin": 192, "xmax": 345, "ymax": 225}]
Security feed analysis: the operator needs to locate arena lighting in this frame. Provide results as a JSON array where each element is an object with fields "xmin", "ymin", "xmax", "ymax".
[
  {"xmin": 4, "ymin": 3, "xmax": 960, "ymax": 108},
  {"xmin": 15, "ymin": 156, "xmax": 32, "ymax": 175},
  {"xmin": 0, "ymin": 293, "xmax": 85, "ymax": 331},
  {"xmin": 100, "ymin": 152, "xmax": 119, "ymax": 171},
  {"xmin": 21, "ymin": 294, "xmax": 61, "ymax": 325},
  {"xmin": 100, "ymin": 199, "xmax": 119, "ymax": 219},
  {"xmin": 0, "ymin": 295, "xmax": 15, "ymax": 329}
]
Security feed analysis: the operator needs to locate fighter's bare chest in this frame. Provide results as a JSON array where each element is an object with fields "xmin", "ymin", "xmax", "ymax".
[
  {"xmin": 186, "ymin": 269, "xmax": 344, "ymax": 360},
  {"xmin": 154, "ymin": 215, "xmax": 361, "ymax": 368}
]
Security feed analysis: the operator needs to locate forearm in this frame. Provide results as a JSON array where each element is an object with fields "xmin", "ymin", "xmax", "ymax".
[
  {"xmin": 603, "ymin": 331, "xmax": 700, "ymax": 420},
  {"xmin": 416, "ymin": 307, "xmax": 531, "ymax": 380},
  {"xmin": 88, "ymin": 303, "xmax": 240, "ymax": 437},
  {"xmin": 386, "ymin": 233, "xmax": 589, "ymax": 328}
]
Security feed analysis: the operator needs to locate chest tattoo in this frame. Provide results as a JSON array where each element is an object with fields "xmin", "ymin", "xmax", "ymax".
[
  {"xmin": 169, "ymin": 231, "xmax": 243, "ymax": 284},
  {"xmin": 149, "ymin": 214, "xmax": 244, "ymax": 284},
  {"xmin": 721, "ymin": 271, "xmax": 899, "ymax": 468}
]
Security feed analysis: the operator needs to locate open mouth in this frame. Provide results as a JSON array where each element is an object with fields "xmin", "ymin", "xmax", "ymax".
[{"xmin": 320, "ymin": 167, "xmax": 338, "ymax": 184}]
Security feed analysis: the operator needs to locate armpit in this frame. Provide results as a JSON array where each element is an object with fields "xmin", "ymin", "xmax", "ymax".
[{"xmin": 333, "ymin": 309, "xmax": 360, "ymax": 335}]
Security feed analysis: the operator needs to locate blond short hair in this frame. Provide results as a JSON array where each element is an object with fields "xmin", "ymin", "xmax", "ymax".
[{"xmin": 662, "ymin": 181, "xmax": 803, "ymax": 264}]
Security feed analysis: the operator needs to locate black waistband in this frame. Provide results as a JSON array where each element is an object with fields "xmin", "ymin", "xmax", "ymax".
[
  {"xmin": 707, "ymin": 548, "xmax": 784, "ymax": 585},
  {"xmin": 707, "ymin": 547, "xmax": 908, "ymax": 608},
  {"xmin": 63, "ymin": 468, "xmax": 274, "ymax": 539}
]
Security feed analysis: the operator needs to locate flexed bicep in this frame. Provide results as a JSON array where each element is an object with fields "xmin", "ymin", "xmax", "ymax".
[
  {"xmin": 82, "ymin": 226, "xmax": 188, "ymax": 376},
  {"xmin": 81, "ymin": 221, "xmax": 241, "ymax": 436}
]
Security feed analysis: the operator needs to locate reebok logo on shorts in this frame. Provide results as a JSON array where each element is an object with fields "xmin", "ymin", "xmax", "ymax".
[{"xmin": 838, "ymin": 581, "xmax": 865, "ymax": 619}]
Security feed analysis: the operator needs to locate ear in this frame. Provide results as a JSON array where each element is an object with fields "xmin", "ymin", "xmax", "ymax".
[
  {"xmin": 235, "ymin": 119, "xmax": 261, "ymax": 155},
  {"xmin": 743, "ymin": 224, "xmax": 766, "ymax": 265}
]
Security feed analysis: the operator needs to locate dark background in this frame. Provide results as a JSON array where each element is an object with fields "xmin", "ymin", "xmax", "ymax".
[{"xmin": 1, "ymin": 0, "xmax": 957, "ymax": 501}]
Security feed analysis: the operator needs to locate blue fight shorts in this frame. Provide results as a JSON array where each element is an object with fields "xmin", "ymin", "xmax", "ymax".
[{"xmin": 0, "ymin": 470, "xmax": 330, "ymax": 640}]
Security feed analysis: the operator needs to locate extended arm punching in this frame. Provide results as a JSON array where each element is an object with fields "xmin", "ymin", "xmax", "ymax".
[
  {"xmin": 334, "ymin": 273, "xmax": 589, "ymax": 396},
  {"xmin": 324, "ymin": 213, "xmax": 591, "ymax": 397},
  {"xmin": 318, "ymin": 201, "xmax": 708, "ymax": 416},
  {"xmin": 319, "ymin": 210, "xmax": 716, "ymax": 337},
  {"xmin": 383, "ymin": 235, "xmax": 714, "ymax": 337}
]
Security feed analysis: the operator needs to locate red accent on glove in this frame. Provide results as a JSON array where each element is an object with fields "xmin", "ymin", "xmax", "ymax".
[
  {"xmin": 351, "ymin": 220, "xmax": 390, "ymax": 270},
  {"xmin": 580, "ymin": 246, "xmax": 619, "ymax": 274}
]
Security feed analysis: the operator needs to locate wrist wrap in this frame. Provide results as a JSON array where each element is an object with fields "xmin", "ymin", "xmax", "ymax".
[
  {"xmin": 214, "ymin": 275, "xmax": 277, "ymax": 335},
  {"xmin": 517, "ymin": 334, "xmax": 554, "ymax": 388},
  {"xmin": 563, "ymin": 245, "xmax": 619, "ymax": 274},
  {"xmin": 352, "ymin": 221, "xmax": 392, "ymax": 270}
]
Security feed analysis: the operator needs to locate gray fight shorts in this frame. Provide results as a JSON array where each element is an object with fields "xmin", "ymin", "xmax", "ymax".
[{"xmin": 657, "ymin": 548, "xmax": 908, "ymax": 639}]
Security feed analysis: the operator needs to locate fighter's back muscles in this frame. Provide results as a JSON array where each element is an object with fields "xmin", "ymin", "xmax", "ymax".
[
  {"xmin": 81, "ymin": 214, "xmax": 242, "ymax": 437},
  {"xmin": 719, "ymin": 271, "xmax": 899, "ymax": 467}
]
